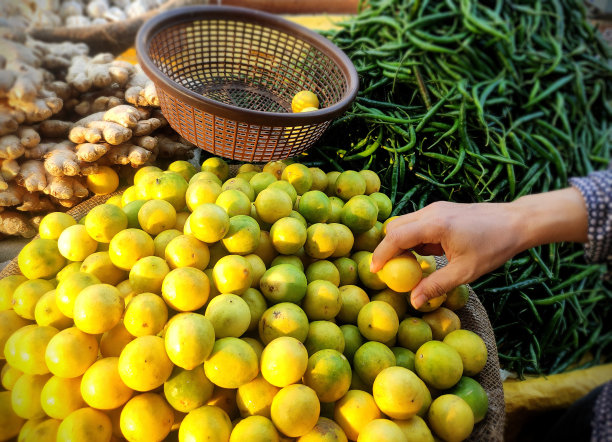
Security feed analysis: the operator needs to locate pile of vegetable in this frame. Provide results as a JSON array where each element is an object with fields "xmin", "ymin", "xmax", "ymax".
[{"xmin": 311, "ymin": 0, "xmax": 612, "ymax": 376}]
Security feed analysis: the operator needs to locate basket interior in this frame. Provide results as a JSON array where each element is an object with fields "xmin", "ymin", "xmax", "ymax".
[{"xmin": 146, "ymin": 16, "xmax": 348, "ymax": 113}]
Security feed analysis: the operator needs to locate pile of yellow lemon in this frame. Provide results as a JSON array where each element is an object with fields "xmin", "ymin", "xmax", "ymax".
[{"xmin": 0, "ymin": 156, "xmax": 489, "ymax": 442}]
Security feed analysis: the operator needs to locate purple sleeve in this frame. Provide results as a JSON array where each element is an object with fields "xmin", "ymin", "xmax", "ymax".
[{"xmin": 568, "ymin": 164, "xmax": 611, "ymax": 272}]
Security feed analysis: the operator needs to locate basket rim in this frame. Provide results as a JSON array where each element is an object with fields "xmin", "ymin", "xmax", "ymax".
[{"xmin": 136, "ymin": 5, "xmax": 359, "ymax": 126}]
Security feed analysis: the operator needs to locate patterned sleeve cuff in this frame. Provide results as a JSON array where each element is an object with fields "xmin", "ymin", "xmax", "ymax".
[{"xmin": 568, "ymin": 167, "xmax": 612, "ymax": 267}]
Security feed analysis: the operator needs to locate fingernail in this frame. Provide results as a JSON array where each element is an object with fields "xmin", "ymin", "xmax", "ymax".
[{"xmin": 411, "ymin": 294, "xmax": 425, "ymax": 310}]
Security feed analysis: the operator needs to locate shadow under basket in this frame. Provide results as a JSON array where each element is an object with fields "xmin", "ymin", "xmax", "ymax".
[{"xmin": 136, "ymin": 5, "xmax": 359, "ymax": 162}]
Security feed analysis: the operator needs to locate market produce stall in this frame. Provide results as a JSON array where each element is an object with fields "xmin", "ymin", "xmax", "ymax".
[{"xmin": 0, "ymin": 0, "xmax": 610, "ymax": 441}]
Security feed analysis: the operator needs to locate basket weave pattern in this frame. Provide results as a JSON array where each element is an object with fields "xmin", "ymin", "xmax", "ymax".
[{"xmin": 140, "ymin": 7, "xmax": 356, "ymax": 162}]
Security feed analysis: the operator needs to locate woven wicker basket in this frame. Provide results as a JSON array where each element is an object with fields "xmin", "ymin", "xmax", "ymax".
[
  {"xmin": 136, "ymin": 6, "xmax": 359, "ymax": 162},
  {"xmin": 0, "ymin": 196, "xmax": 505, "ymax": 441}
]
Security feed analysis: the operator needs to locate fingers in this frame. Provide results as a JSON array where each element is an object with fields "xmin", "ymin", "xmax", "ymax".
[
  {"xmin": 370, "ymin": 220, "xmax": 427, "ymax": 272},
  {"xmin": 410, "ymin": 263, "xmax": 465, "ymax": 309}
]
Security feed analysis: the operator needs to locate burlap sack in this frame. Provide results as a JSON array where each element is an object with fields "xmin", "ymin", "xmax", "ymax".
[
  {"xmin": 435, "ymin": 255, "xmax": 506, "ymax": 441},
  {"xmin": 0, "ymin": 195, "xmax": 505, "ymax": 441}
]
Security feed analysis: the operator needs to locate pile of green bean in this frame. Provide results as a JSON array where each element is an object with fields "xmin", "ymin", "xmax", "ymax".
[{"xmin": 311, "ymin": 0, "xmax": 612, "ymax": 376}]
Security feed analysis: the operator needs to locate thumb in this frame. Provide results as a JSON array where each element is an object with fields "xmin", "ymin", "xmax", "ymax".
[{"xmin": 410, "ymin": 263, "xmax": 464, "ymax": 310}]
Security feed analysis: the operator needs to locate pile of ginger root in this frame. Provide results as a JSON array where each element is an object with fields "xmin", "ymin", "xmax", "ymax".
[{"xmin": 0, "ymin": 32, "xmax": 195, "ymax": 238}]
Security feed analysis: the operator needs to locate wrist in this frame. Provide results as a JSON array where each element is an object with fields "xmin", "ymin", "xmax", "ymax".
[{"xmin": 510, "ymin": 187, "xmax": 588, "ymax": 251}]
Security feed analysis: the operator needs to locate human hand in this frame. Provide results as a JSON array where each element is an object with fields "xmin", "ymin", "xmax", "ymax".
[{"xmin": 370, "ymin": 188, "xmax": 588, "ymax": 309}]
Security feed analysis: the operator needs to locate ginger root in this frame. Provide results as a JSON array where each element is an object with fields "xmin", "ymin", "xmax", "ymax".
[
  {"xmin": 125, "ymin": 65, "xmax": 159, "ymax": 107},
  {"xmin": 44, "ymin": 173, "xmax": 88, "ymax": 200},
  {"xmin": 16, "ymin": 159, "xmax": 46, "ymax": 192},
  {"xmin": 43, "ymin": 141, "xmax": 80, "ymax": 176},
  {"xmin": 0, "ymin": 210, "xmax": 36, "ymax": 237}
]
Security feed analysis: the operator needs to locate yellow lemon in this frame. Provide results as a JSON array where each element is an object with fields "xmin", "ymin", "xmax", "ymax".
[
  {"xmin": 174, "ymin": 210, "xmax": 190, "ymax": 231},
  {"xmin": 12, "ymin": 278, "xmax": 54, "ymax": 320},
  {"xmin": 81, "ymin": 357, "xmax": 133, "ymax": 409},
  {"xmin": 357, "ymin": 300, "xmax": 399, "ymax": 343},
  {"xmin": 189, "ymin": 203, "xmax": 230, "ymax": 243},
  {"xmin": 4, "ymin": 324, "xmax": 56, "ymax": 375},
  {"xmin": 1, "ymin": 361, "xmax": 23, "ymax": 390},
  {"xmin": 55, "ymin": 271, "xmax": 100, "ymax": 318},
  {"xmin": 281, "ymin": 163, "xmax": 313, "ymax": 196},
  {"xmin": 186, "ymin": 178, "xmax": 223, "ymax": 211},
  {"xmin": 357, "ymin": 419, "xmax": 405, "ymax": 442},
  {"xmin": 258, "ymin": 302, "xmax": 309, "ymax": 344},
  {"xmin": 230, "ymin": 415, "xmax": 280, "ymax": 442},
  {"xmin": 427, "ymin": 394, "xmax": 474, "ymax": 442},
  {"xmin": 222, "ymin": 215, "xmax": 261, "ymax": 255},
  {"xmin": 292, "ymin": 90, "xmax": 319, "ymax": 113},
  {"xmin": 372, "ymin": 366, "xmax": 428, "ymax": 420},
  {"xmin": 305, "ymin": 223, "xmax": 337, "ymax": 259},
  {"xmin": 164, "ymin": 365, "xmax": 214, "ymax": 413},
  {"xmin": 55, "ymin": 261, "xmax": 82, "ymax": 283},
  {"xmin": 271, "ymin": 384, "xmax": 320, "ymax": 437},
  {"xmin": 443, "ymin": 329, "xmax": 488, "ymax": 376},
  {"xmin": 34, "ymin": 290, "xmax": 72, "ymax": 329},
  {"xmin": 138, "ymin": 199, "xmax": 177, "ymax": 235},
  {"xmin": 298, "ymin": 417, "xmax": 348, "ymax": 442},
  {"xmin": 263, "ymin": 161, "xmax": 287, "ymax": 180},
  {"xmin": 339, "ymin": 324, "xmax": 364, "ymax": 362},
  {"xmin": 236, "ymin": 375, "xmax": 280, "ymax": 418},
  {"xmin": 359, "ymin": 170, "xmax": 381, "ymax": 195},
  {"xmin": 216, "ymin": 188, "xmax": 252, "ymax": 217},
  {"xmin": 303, "ymin": 349, "xmax": 352, "ymax": 403},
  {"xmin": 337, "ymin": 285, "xmax": 370, "ymax": 324},
  {"xmin": 40, "ymin": 375, "xmax": 85, "ymax": 419},
  {"xmin": 0, "ymin": 274, "xmax": 27, "ymax": 310},
  {"xmin": 100, "ymin": 320, "xmax": 134, "ymax": 358},
  {"xmin": 168, "ymin": 160, "xmax": 198, "ymax": 182},
  {"xmin": 80, "ymin": 251, "xmax": 127, "ymax": 285},
  {"xmin": 179, "ymin": 405, "xmax": 232, "ymax": 442},
  {"xmin": 57, "ymin": 224, "xmax": 98, "ymax": 262},
  {"xmin": 45, "ymin": 326, "xmax": 98, "ymax": 378},
  {"xmin": 353, "ymin": 341, "xmax": 396, "ymax": 386},
  {"xmin": 56, "ymin": 407, "xmax": 112, "ymax": 442},
  {"xmin": 302, "ymin": 280, "xmax": 342, "ymax": 321},
  {"xmin": 329, "ymin": 223, "xmax": 354, "ymax": 258},
  {"xmin": 254, "ymin": 187, "xmax": 293, "ymax": 224},
  {"xmin": 0, "ymin": 310, "xmax": 31, "ymax": 360},
  {"xmin": 377, "ymin": 254, "xmax": 422, "ymax": 293},
  {"xmin": 73, "ymin": 283, "xmax": 123, "ymax": 334},
  {"xmin": 415, "ymin": 341, "xmax": 463, "ymax": 390},
  {"xmin": 212, "ymin": 254, "xmax": 252, "ymax": 295},
  {"xmin": 333, "ymin": 256, "xmax": 357, "ymax": 286},
  {"xmin": 334, "ymin": 170, "xmax": 366, "ymax": 202},
  {"xmin": 85, "ymin": 204, "xmax": 128, "ymax": 243},
  {"xmin": 357, "ymin": 253, "xmax": 386, "ymax": 290},
  {"xmin": 253, "ymin": 230, "xmax": 278, "ymax": 267},
  {"xmin": 244, "ymin": 254, "xmax": 266, "ymax": 288},
  {"xmin": 203, "ymin": 337, "xmax": 259, "ymax": 389},
  {"xmin": 11, "ymin": 373, "xmax": 51, "ymax": 419},
  {"xmin": 304, "ymin": 321, "xmax": 345, "ymax": 355},
  {"xmin": 134, "ymin": 166, "xmax": 163, "ymax": 186},
  {"xmin": 270, "ymin": 217, "xmax": 307, "ymax": 255},
  {"xmin": 129, "ymin": 255, "xmax": 170, "ymax": 294},
  {"xmin": 392, "ymin": 416, "xmax": 434, "ymax": 442},
  {"xmin": 124, "ymin": 292, "xmax": 168, "ymax": 337},
  {"xmin": 118, "ymin": 335, "xmax": 173, "ymax": 391},
  {"xmin": 201, "ymin": 157, "xmax": 230, "ymax": 182},
  {"xmin": 38, "ymin": 212, "xmax": 76, "ymax": 240},
  {"xmin": 108, "ymin": 228, "xmax": 154, "ymax": 271},
  {"xmin": 162, "ymin": 267, "xmax": 210, "ymax": 311},
  {"xmin": 149, "ymin": 171, "xmax": 189, "ymax": 211},
  {"xmin": 422, "ymin": 307, "xmax": 461, "ymax": 340},
  {"xmin": 164, "ymin": 313, "xmax": 215, "ymax": 370},
  {"xmin": 371, "ymin": 289, "xmax": 408, "ymax": 319},
  {"xmin": 260, "ymin": 336, "xmax": 308, "ymax": 387},
  {"xmin": 105, "ymin": 194, "xmax": 123, "ymax": 207},
  {"xmin": 86, "ymin": 166, "xmax": 119, "ymax": 194},
  {"xmin": 120, "ymin": 392, "xmax": 174, "ymax": 442},
  {"xmin": 204, "ymin": 294, "xmax": 250, "ymax": 338},
  {"xmin": 334, "ymin": 390, "xmax": 381, "ymax": 440},
  {"xmin": 153, "ymin": 229, "xmax": 182, "ymax": 257},
  {"xmin": 18, "ymin": 238, "xmax": 66, "ymax": 280},
  {"xmin": 398, "ymin": 317, "xmax": 432, "ymax": 352}
]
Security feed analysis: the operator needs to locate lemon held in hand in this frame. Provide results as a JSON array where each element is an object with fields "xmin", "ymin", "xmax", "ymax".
[{"xmin": 376, "ymin": 253, "xmax": 422, "ymax": 293}]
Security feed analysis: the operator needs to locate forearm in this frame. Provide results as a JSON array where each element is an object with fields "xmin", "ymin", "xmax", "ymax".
[{"xmin": 509, "ymin": 187, "xmax": 588, "ymax": 252}]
